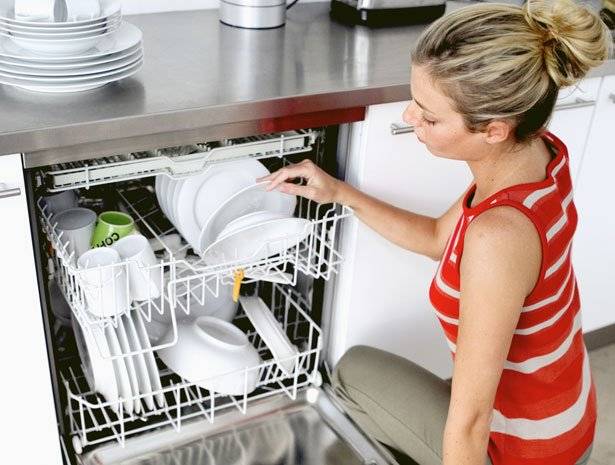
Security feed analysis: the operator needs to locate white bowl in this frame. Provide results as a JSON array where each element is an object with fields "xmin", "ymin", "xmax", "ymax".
[{"xmin": 157, "ymin": 317, "xmax": 262, "ymax": 396}]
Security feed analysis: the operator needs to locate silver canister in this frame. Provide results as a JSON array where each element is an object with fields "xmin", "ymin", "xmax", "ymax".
[{"xmin": 219, "ymin": 0, "xmax": 287, "ymax": 29}]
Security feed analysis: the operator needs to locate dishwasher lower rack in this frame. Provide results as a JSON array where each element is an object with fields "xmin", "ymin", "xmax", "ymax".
[{"xmin": 62, "ymin": 283, "xmax": 322, "ymax": 453}]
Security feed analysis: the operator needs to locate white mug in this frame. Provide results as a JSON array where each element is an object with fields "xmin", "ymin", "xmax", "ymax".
[
  {"xmin": 78, "ymin": 247, "xmax": 130, "ymax": 318},
  {"xmin": 113, "ymin": 234, "xmax": 161, "ymax": 302},
  {"xmin": 14, "ymin": 0, "xmax": 55, "ymax": 21},
  {"xmin": 54, "ymin": 207, "xmax": 96, "ymax": 262},
  {"xmin": 64, "ymin": 0, "xmax": 101, "ymax": 21},
  {"xmin": 42, "ymin": 190, "xmax": 78, "ymax": 217}
]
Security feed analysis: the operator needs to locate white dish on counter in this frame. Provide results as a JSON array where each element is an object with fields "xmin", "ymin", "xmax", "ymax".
[
  {"xmin": 157, "ymin": 316, "xmax": 262, "ymax": 396},
  {"xmin": 0, "ymin": 16, "xmax": 120, "ymax": 38},
  {"xmin": 0, "ymin": 22, "xmax": 141, "ymax": 61},
  {"xmin": 0, "ymin": 56, "xmax": 141, "ymax": 92},
  {"xmin": 201, "ymin": 216, "xmax": 311, "ymax": 266},
  {"xmin": 0, "ymin": 52, "xmax": 141, "ymax": 81},
  {"xmin": 0, "ymin": 11, "xmax": 120, "ymax": 32},
  {"xmin": 0, "ymin": 47, "xmax": 140, "ymax": 76},
  {"xmin": 239, "ymin": 296, "xmax": 299, "ymax": 376},
  {"xmin": 198, "ymin": 181, "xmax": 295, "ymax": 254},
  {"xmin": 5, "ymin": 26, "xmax": 117, "ymax": 56}
]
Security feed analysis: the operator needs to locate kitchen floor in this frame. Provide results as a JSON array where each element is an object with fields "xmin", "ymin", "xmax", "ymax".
[{"xmin": 588, "ymin": 343, "xmax": 615, "ymax": 465}]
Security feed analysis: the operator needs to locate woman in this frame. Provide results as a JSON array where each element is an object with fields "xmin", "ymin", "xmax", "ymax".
[{"xmin": 260, "ymin": 0, "xmax": 611, "ymax": 464}]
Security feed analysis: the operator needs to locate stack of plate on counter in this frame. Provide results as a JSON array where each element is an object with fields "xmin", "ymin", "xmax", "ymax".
[
  {"xmin": 0, "ymin": 0, "xmax": 143, "ymax": 92},
  {"xmin": 73, "ymin": 310, "xmax": 164, "ymax": 415},
  {"xmin": 155, "ymin": 159, "xmax": 312, "ymax": 266}
]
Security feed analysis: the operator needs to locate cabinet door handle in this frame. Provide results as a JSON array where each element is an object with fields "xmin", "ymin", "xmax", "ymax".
[
  {"xmin": 554, "ymin": 97, "xmax": 596, "ymax": 111},
  {"xmin": 609, "ymin": 93, "xmax": 615, "ymax": 104},
  {"xmin": 0, "ymin": 186, "xmax": 21, "ymax": 199},
  {"xmin": 391, "ymin": 123, "xmax": 415, "ymax": 135}
]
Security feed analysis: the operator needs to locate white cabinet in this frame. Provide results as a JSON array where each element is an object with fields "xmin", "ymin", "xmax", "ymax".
[
  {"xmin": 329, "ymin": 101, "xmax": 472, "ymax": 379},
  {"xmin": 548, "ymin": 77, "xmax": 601, "ymax": 188},
  {"xmin": 572, "ymin": 75, "xmax": 615, "ymax": 332},
  {"xmin": 0, "ymin": 154, "xmax": 62, "ymax": 464}
]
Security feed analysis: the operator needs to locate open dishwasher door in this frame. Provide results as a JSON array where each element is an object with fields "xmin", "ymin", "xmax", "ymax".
[{"xmin": 81, "ymin": 387, "xmax": 395, "ymax": 465}]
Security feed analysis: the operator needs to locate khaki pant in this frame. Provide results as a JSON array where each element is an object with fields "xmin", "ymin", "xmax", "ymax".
[{"xmin": 331, "ymin": 345, "xmax": 593, "ymax": 465}]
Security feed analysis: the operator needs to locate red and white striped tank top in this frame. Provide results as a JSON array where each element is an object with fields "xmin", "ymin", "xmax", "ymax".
[{"xmin": 429, "ymin": 131, "xmax": 596, "ymax": 465}]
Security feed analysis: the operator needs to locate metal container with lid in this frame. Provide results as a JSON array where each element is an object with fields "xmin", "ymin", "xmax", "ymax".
[{"xmin": 219, "ymin": 0, "xmax": 287, "ymax": 29}]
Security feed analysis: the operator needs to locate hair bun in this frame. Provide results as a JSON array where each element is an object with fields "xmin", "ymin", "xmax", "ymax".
[{"xmin": 523, "ymin": 0, "xmax": 611, "ymax": 87}]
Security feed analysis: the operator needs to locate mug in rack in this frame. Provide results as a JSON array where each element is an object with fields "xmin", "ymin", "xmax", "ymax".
[{"xmin": 91, "ymin": 211, "xmax": 137, "ymax": 248}]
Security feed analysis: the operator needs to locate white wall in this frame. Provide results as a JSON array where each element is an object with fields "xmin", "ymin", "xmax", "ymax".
[{"xmin": 121, "ymin": 0, "xmax": 322, "ymax": 15}]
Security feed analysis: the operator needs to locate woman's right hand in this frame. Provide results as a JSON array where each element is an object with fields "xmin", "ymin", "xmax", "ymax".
[{"xmin": 257, "ymin": 159, "xmax": 347, "ymax": 205}]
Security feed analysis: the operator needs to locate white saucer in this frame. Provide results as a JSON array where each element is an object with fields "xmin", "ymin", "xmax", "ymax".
[
  {"xmin": 198, "ymin": 181, "xmax": 296, "ymax": 255},
  {"xmin": 0, "ymin": 22, "xmax": 141, "ymax": 61}
]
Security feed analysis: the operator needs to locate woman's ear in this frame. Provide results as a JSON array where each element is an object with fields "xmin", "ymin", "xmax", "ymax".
[{"xmin": 483, "ymin": 120, "xmax": 513, "ymax": 144}]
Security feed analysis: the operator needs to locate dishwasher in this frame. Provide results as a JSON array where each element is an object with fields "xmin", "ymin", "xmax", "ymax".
[{"xmin": 23, "ymin": 125, "xmax": 398, "ymax": 465}]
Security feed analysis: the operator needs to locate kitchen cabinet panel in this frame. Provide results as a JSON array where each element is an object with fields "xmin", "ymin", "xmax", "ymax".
[
  {"xmin": 0, "ymin": 154, "xmax": 62, "ymax": 465},
  {"xmin": 548, "ymin": 77, "xmax": 602, "ymax": 187},
  {"xmin": 572, "ymin": 75, "xmax": 615, "ymax": 332},
  {"xmin": 330, "ymin": 101, "xmax": 472, "ymax": 379}
]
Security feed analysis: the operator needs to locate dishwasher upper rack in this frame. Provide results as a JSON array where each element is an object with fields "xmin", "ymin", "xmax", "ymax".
[
  {"xmin": 41, "ymin": 130, "xmax": 319, "ymax": 193},
  {"xmin": 37, "ymin": 179, "xmax": 351, "ymax": 359},
  {"xmin": 62, "ymin": 284, "xmax": 322, "ymax": 453}
]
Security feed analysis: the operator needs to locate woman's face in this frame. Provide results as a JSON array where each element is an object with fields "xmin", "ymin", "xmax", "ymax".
[{"xmin": 403, "ymin": 64, "xmax": 486, "ymax": 161}]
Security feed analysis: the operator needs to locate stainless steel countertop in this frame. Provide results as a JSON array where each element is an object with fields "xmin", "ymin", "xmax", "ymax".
[{"xmin": 1, "ymin": 1, "xmax": 613, "ymax": 165}]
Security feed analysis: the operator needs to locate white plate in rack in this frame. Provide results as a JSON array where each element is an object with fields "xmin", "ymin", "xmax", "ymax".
[
  {"xmin": 105, "ymin": 324, "xmax": 135, "ymax": 416},
  {"xmin": 72, "ymin": 317, "xmax": 119, "ymax": 410},
  {"xmin": 123, "ymin": 313, "xmax": 155, "ymax": 411},
  {"xmin": 0, "ymin": 22, "xmax": 141, "ymax": 61},
  {"xmin": 174, "ymin": 160, "xmax": 270, "ymax": 251},
  {"xmin": 198, "ymin": 181, "xmax": 296, "ymax": 255},
  {"xmin": 0, "ymin": 16, "xmax": 121, "ymax": 38},
  {"xmin": 115, "ymin": 315, "xmax": 142, "ymax": 414},
  {"xmin": 133, "ymin": 309, "xmax": 165, "ymax": 408},
  {"xmin": 201, "ymin": 217, "xmax": 311, "ymax": 266},
  {"xmin": 239, "ymin": 296, "xmax": 299, "ymax": 376}
]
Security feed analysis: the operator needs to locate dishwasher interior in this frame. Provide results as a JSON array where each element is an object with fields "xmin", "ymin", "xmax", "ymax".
[{"xmin": 26, "ymin": 126, "xmax": 393, "ymax": 465}]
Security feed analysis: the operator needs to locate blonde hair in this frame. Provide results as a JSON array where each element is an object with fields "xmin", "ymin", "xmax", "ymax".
[{"xmin": 412, "ymin": 0, "xmax": 612, "ymax": 143}]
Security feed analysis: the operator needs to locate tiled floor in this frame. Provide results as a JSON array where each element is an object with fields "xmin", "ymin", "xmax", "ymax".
[{"xmin": 588, "ymin": 343, "xmax": 615, "ymax": 465}]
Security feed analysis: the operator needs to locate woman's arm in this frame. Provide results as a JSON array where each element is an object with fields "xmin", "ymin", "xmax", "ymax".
[
  {"xmin": 443, "ymin": 206, "xmax": 542, "ymax": 465},
  {"xmin": 261, "ymin": 159, "xmax": 468, "ymax": 260}
]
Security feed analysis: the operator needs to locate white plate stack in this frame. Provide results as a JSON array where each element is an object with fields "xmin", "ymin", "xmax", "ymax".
[{"xmin": 0, "ymin": 0, "xmax": 143, "ymax": 92}]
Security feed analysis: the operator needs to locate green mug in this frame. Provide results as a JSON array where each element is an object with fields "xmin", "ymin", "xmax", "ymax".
[{"xmin": 91, "ymin": 211, "xmax": 135, "ymax": 248}]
